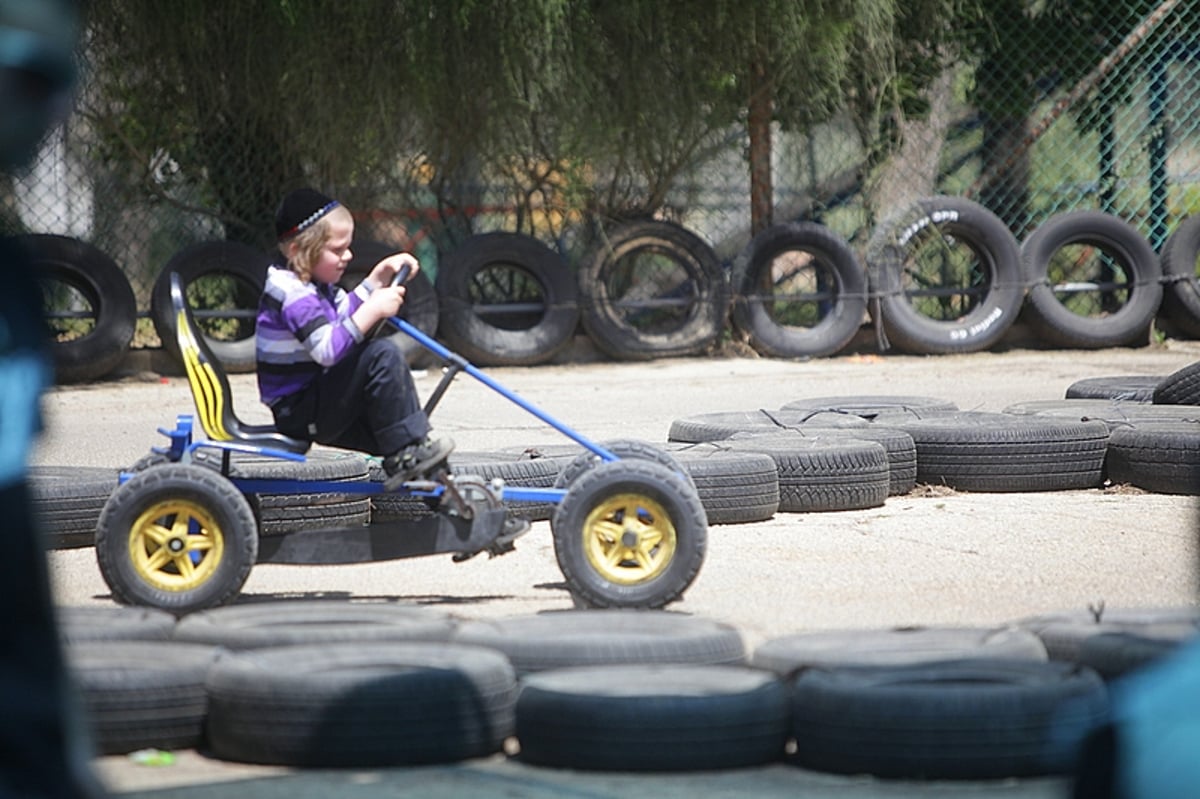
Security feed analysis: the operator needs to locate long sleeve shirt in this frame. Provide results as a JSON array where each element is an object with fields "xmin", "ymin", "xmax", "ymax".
[{"xmin": 255, "ymin": 264, "xmax": 371, "ymax": 405}]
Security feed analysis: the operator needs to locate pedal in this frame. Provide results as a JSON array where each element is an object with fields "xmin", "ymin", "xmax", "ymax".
[
  {"xmin": 486, "ymin": 516, "xmax": 532, "ymax": 558},
  {"xmin": 450, "ymin": 515, "xmax": 531, "ymax": 563}
]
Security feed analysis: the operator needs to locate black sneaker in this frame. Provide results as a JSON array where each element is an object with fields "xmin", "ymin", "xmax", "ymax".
[{"xmin": 382, "ymin": 437, "xmax": 454, "ymax": 490}]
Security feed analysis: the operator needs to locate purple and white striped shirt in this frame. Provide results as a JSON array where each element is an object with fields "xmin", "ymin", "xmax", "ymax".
[{"xmin": 255, "ymin": 264, "xmax": 371, "ymax": 405}]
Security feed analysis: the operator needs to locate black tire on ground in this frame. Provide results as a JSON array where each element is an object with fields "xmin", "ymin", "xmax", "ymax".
[
  {"xmin": 1065, "ymin": 375, "xmax": 1159, "ymax": 402},
  {"xmin": 577, "ymin": 219, "xmax": 730, "ymax": 360},
  {"xmin": 516, "ymin": 664, "xmax": 789, "ymax": 771},
  {"xmin": 789, "ymin": 659, "xmax": 1109, "ymax": 779},
  {"xmin": 504, "ymin": 441, "xmax": 778, "ymax": 525},
  {"xmin": 780, "ymin": 394, "xmax": 959, "ymax": 418},
  {"xmin": 667, "ymin": 412, "xmax": 917, "ymax": 496},
  {"xmin": 1076, "ymin": 628, "xmax": 1198, "ymax": 681},
  {"xmin": 553, "ymin": 438, "xmax": 693, "ymax": 491},
  {"xmin": 730, "ymin": 222, "xmax": 868, "ymax": 358},
  {"xmin": 551, "ymin": 459, "xmax": 707, "ymax": 609},
  {"xmin": 150, "ymin": 240, "xmax": 273, "ymax": 373},
  {"xmin": 1001, "ymin": 398, "xmax": 1200, "ymax": 430},
  {"xmin": 722, "ymin": 434, "xmax": 890, "ymax": 512},
  {"xmin": 450, "ymin": 609, "xmax": 745, "ymax": 675},
  {"xmin": 26, "ymin": 234, "xmax": 137, "ymax": 383},
  {"xmin": 1152, "ymin": 360, "xmax": 1200, "ymax": 405},
  {"xmin": 1020, "ymin": 210, "xmax": 1163, "ymax": 349},
  {"xmin": 28, "ymin": 466, "xmax": 118, "ymax": 549},
  {"xmin": 339, "ymin": 239, "xmax": 441, "ymax": 368},
  {"xmin": 66, "ymin": 640, "xmax": 220, "ymax": 755},
  {"xmin": 871, "ymin": 411, "xmax": 1109, "ymax": 492},
  {"xmin": 1105, "ymin": 422, "xmax": 1200, "ymax": 495},
  {"xmin": 1015, "ymin": 605, "xmax": 1200, "ymax": 663},
  {"xmin": 204, "ymin": 642, "xmax": 516, "ymax": 767},
  {"xmin": 172, "ymin": 599, "xmax": 456, "ymax": 649},
  {"xmin": 1159, "ymin": 214, "xmax": 1200, "ymax": 338},
  {"xmin": 751, "ymin": 625, "xmax": 1048, "ymax": 676},
  {"xmin": 56, "ymin": 606, "xmax": 178, "ymax": 644},
  {"xmin": 222, "ymin": 450, "xmax": 370, "ymax": 536},
  {"xmin": 436, "ymin": 232, "xmax": 578, "ymax": 366},
  {"xmin": 95, "ymin": 464, "xmax": 259, "ymax": 615},
  {"xmin": 667, "ymin": 444, "xmax": 781, "ymax": 524},
  {"xmin": 865, "ymin": 196, "xmax": 1023, "ymax": 354}
]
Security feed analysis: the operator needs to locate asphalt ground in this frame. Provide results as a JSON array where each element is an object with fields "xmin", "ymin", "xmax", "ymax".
[{"xmin": 34, "ymin": 338, "xmax": 1200, "ymax": 798}]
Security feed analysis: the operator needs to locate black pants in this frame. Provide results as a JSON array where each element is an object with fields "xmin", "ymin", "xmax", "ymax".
[{"xmin": 271, "ymin": 338, "xmax": 431, "ymax": 457}]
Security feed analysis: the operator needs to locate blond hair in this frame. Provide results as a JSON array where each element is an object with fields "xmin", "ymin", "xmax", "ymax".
[{"xmin": 280, "ymin": 204, "xmax": 353, "ymax": 281}]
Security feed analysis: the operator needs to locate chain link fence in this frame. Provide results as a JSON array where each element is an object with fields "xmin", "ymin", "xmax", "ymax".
[{"xmin": 6, "ymin": 0, "xmax": 1200, "ymax": 351}]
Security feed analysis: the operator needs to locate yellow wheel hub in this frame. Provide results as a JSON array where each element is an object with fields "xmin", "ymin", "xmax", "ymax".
[
  {"xmin": 582, "ymin": 492, "xmax": 676, "ymax": 585},
  {"xmin": 128, "ymin": 499, "xmax": 225, "ymax": 592}
]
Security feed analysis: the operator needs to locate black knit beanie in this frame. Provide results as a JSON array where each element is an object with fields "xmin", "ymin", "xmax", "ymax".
[{"xmin": 275, "ymin": 188, "xmax": 340, "ymax": 241}]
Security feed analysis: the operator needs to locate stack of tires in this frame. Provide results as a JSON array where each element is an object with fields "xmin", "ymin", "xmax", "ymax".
[
  {"xmin": 46, "ymin": 196, "xmax": 1200, "ymax": 383},
  {"xmin": 62, "ymin": 600, "xmax": 1200, "ymax": 787}
]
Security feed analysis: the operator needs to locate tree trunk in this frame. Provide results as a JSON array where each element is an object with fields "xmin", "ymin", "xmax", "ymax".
[{"xmin": 747, "ymin": 55, "xmax": 773, "ymax": 236}]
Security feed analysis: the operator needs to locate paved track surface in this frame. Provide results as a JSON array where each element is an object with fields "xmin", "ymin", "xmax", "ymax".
[{"xmin": 35, "ymin": 341, "xmax": 1200, "ymax": 798}]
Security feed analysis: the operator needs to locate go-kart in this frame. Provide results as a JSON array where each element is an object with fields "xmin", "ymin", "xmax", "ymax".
[{"xmin": 94, "ymin": 272, "xmax": 707, "ymax": 615}]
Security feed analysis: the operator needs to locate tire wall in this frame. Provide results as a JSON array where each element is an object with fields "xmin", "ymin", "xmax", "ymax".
[{"xmin": 45, "ymin": 200, "xmax": 1199, "ymax": 384}]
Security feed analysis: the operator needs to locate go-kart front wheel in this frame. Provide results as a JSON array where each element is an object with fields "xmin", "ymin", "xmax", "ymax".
[
  {"xmin": 96, "ymin": 464, "xmax": 258, "ymax": 615},
  {"xmin": 551, "ymin": 459, "xmax": 707, "ymax": 609}
]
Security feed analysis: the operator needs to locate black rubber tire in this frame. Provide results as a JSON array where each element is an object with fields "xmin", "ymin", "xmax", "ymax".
[
  {"xmin": 730, "ymin": 222, "xmax": 867, "ymax": 358},
  {"xmin": 56, "ymin": 606, "xmax": 178, "ymax": 644},
  {"xmin": 65, "ymin": 640, "xmax": 220, "ymax": 755},
  {"xmin": 505, "ymin": 441, "xmax": 777, "ymax": 525},
  {"xmin": 26, "ymin": 234, "xmax": 137, "ymax": 383},
  {"xmin": 721, "ymin": 434, "xmax": 890, "ymax": 512},
  {"xmin": 553, "ymin": 438, "xmax": 693, "ymax": 491},
  {"xmin": 1017, "ymin": 605, "xmax": 1200, "ymax": 662},
  {"xmin": 1002, "ymin": 398, "xmax": 1200, "ymax": 430},
  {"xmin": 1065, "ymin": 375, "xmax": 1159, "ymax": 402},
  {"xmin": 551, "ymin": 459, "xmax": 707, "ymax": 609},
  {"xmin": 436, "ymin": 232, "xmax": 578, "ymax": 366},
  {"xmin": 516, "ymin": 664, "xmax": 788, "ymax": 771},
  {"xmin": 172, "ymin": 599, "xmax": 456, "ymax": 649},
  {"xmin": 28, "ymin": 465, "xmax": 118, "ymax": 549},
  {"xmin": 339, "ymin": 239, "xmax": 441, "ymax": 368},
  {"xmin": 866, "ymin": 196, "xmax": 1023, "ymax": 354},
  {"xmin": 667, "ymin": 444, "xmax": 781, "ymax": 524},
  {"xmin": 1152, "ymin": 360, "xmax": 1200, "ymax": 405},
  {"xmin": 577, "ymin": 219, "xmax": 730, "ymax": 360},
  {"xmin": 204, "ymin": 642, "xmax": 516, "ymax": 766},
  {"xmin": 1020, "ymin": 210, "xmax": 1163, "ymax": 349},
  {"xmin": 667, "ymin": 412, "xmax": 917, "ymax": 495},
  {"xmin": 1159, "ymin": 214, "xmax": 1200, "ymax": 337},
  {"xmin": 95, "ymin": 464, "xmax": 259, "ymax": 615},
  {"xmin": 368, "ymin": 450, "xmax": 570, "ymax": 523},
  {"xmin": 150, "ymin": 240, "xmax": 273, "ymax": 373},
  {"xmin": 1105, "ymin": 421, "xmax": 1200, "ymax": 495},
  {"xmin": 780, "ymin": 394, "xmax": 959, "ymax": 418},
  {"xmin": 789, "ymin": 659, "xmax": 1109, "ymax": 779},
  {"xmin": 751, "ymin": 625, "xmax": 1048, "ymax": 676},
  {"xmin": 450, "ymin": 609, "xmax": 745, "ymax": 675},
  {"xmin": 1076, "ymin": 629, "xmax": 1196, "ymax": 681},
  {"xmin": 220, "ymin": 450, "xmax": 370, "ymax": 536},
  {"xmin": 872, "ymin": 411, "xmax": 1109, "ymax": 492}
]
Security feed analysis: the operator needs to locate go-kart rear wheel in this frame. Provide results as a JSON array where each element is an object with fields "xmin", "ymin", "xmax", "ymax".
[
  {"xmin": 551, "ymin": 459, "xmax": 706, "ymax": 609},
  {"xmin": 96, "ymin": 464, "xmax": 258, "ymax": 615}
]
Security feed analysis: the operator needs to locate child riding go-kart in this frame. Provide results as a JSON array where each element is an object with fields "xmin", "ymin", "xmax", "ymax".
[{"xmin": 94, "ymin": 272, "xmax": 708, "ymax": 615}]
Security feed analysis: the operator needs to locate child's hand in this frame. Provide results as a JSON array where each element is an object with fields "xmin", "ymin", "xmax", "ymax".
[{"xmin": 369, "ymin": 252, "xmax": 420, "ymax": 287}]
